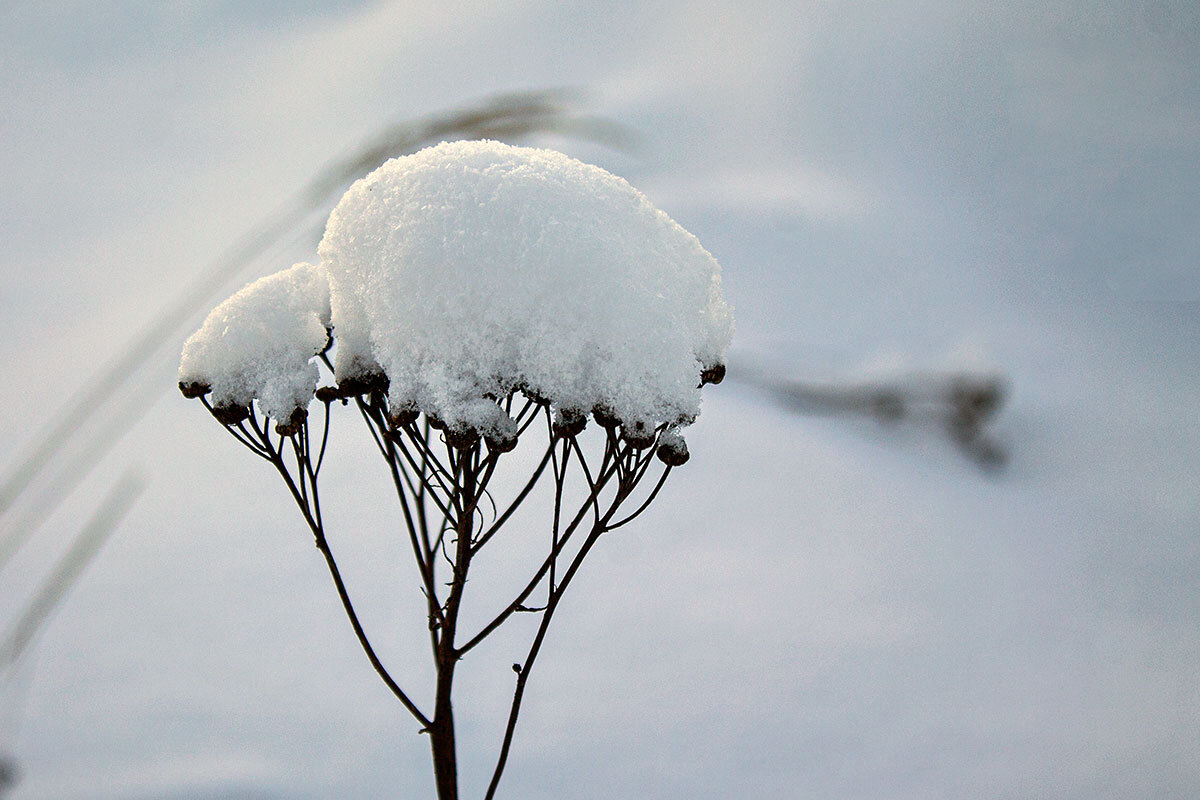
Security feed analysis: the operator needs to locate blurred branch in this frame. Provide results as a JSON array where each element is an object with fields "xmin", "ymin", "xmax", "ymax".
[
  {"xmin": 0, "ymin": 752, "xmax": 15, "ymax": 797},
  {"xmin": 733, "ymin": 366, "xmax": 1010, "ymax": 471},
  {"xmin": 0, "ymin": 471, "xmax": 144, "ymax": 675}
]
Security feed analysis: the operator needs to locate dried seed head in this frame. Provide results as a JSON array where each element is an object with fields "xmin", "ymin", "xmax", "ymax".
[
  {"xmin": 275, "ymin": 407, "xmax": 308, "ymax": 436},
  {"xmin": 656, "ymin": 433, "xmax": 690, "ymax": 466},
  {"xmin": 445, "ymin": 426, "xmax": 480, "ymax": 450},
  {"xmin": 592, "ymin": 405, "xmax": 621, "ymax": 430},
  {"xmin": 553, "ymin": 409, "xmax": 587, "ymax": 438},
  {"xmin": 516, "ymin": 381, "xmax": 552, "ymax": 407},
  {"xmin": 700, "ymin": 363, "xmax": 726, "ymax": 386},
  {"xmin": 427, "ymin": 415, "xmax": 447, "ymax": 431},
  {"xmin": 178, "ymin": 380, "xmax": 211, "ymax": 399},
  {"xmin": 388, "ymin": 406, "xmax": 419, "ymax": 428},
  {"xmin": 485, "ymin": 431, "xmax": 518, "ymax": 453},
  {"xmin": 315, "ymin": 385, "xmax": 340, "ymax": 404},
  {"xmin": 211, "ymin": 403, "xmax": 250, "ymax": 426},
  {"xmin": 621, "ymin": 420, "xmax": 657, "ymax": 449},
  {"xmin": 337, "ymin": 371, "xmax": 390, "ymax": 398}
]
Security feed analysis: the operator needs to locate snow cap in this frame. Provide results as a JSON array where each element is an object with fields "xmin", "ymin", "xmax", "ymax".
[
  {"xmin": 181, "ymin": 140, "xmax": 733, "ymax": 437},
  {"xmin": 179, "ymin": 262, "xmax": 331, "ymax": 419}
]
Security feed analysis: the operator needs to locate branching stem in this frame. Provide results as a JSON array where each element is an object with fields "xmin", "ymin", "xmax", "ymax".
[{"xmin": 206, "ymin": 391, "xmax": 674, "ymax": 800}]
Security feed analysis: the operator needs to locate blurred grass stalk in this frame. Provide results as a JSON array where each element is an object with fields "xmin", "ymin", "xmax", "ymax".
[{"xmin": 0, "ymin": 471, "xmax": 145, "ymax": 675}]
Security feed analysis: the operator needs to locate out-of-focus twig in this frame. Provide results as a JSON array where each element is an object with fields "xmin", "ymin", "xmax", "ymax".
[
  {"xmin": 0, "ymin": 752, "xmax": 16, "ymax": 797},
  {"xmin": 734, "ymin": 366, "xmax": 1010, "ymax": 471}
]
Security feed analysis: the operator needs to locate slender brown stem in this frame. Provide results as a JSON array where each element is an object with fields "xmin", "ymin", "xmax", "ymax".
[
  {"xmin": 248, "ymin": 408, "xmax": 432, "ymax": 730},
  {"xmin": 484, "ymin": 490, "xmax": 627, "ymax": 800},
  {"xmin": 473, "ymin": 441, "xmax": 556, "ymax": 553},
  {"xmin": 207, "ymin": 387, "xmax": 678, "ymax": 799},
  {"xmin": 455, "ymin": 446, "xmax": 621, "ymax": 658},
  {"xmin": 606, "ymin": 464, "xmax": 672, "ymax": 531}
]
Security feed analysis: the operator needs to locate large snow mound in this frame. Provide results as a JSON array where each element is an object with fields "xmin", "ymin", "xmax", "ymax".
[
  {"xmin": 179, "ymin": 262, "xmax": 331, "ymax": 419},
  {"xmin": 182, "ymin": 140, "xmax": 733, "ymax": 436}
]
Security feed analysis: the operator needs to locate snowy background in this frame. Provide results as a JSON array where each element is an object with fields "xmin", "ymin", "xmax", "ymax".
[{"xmin": 2, "ymin": 1, "xmax": 1198, "ymax": 798}]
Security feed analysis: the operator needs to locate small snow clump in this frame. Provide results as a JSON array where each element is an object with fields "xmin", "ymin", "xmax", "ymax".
[
  {"xmin": 181, "ymin": 140, "xmax": 732, "ymax": 439},
  {"xmin": 179, "ymin": 262, "xmax": 331, "ymax": 419}
]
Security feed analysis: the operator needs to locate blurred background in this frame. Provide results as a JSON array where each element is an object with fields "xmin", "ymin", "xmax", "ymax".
[{"xmin": 1, "ymin": 1, "xmax": 1197, "ymax": 797}]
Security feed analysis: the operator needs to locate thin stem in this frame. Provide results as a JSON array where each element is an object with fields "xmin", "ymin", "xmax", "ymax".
[
  {"xmin": 606, "ymin": 464, "xmax": 672, "ymax": 531},
  {"xmin": 315, "ymin": 534, "xmax": 432, "ymax": 730},
  {"xmin": 484, "ymin": 493, "xmax": 625, "ymax": 800},
  {"xmin": 314, "ymin": 400, "xmax": 333, "ymax": 474},
  {"xmin": 456, "ymin": 445, "xmax": 622, "ymax": 657},
  {"xmin": 549, "ymin": 438, "xmax": 571, "ymax": 594},
  {"xmin": 390, "ymin": 432, "xmax": 456, "ymax": 520},
  {"xmin": 248, "ymin": 410, "xmax": 431, "ymax": 731},
  {"xmin": 473, "ymin": 441, "xmax": 556, "ymax": 553}
]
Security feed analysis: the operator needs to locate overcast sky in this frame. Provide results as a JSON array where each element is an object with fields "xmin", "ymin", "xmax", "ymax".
[{"xmin": 1, "ymin": 1, "xmax": 1197, "ymax": 798}]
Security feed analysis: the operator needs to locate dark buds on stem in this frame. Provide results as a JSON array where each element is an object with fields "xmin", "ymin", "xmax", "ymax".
[
  {"xmin": 210, "ymin": 403, "xmax": 250, "ymax": 426},
  {"xmin": 700, "ymin": 363, "xmax": 726, "ymax": 386},
  {"xmin": 444, "ymin": 426, "xmax": 480, "ymax": 450},
  {"xmin": 315, "ymin": 386, "xmax": 341, "ymax": 404},
  {"xmin": 485, "ymin": 431, "xmax": 518, "ymax": 454},
  {"xmin": 178, "ymin": 380, "xmax": 211, "ymax": 399},
  {"xmin": 655, "ymin": 435, "xmax": 689, "ymax": 466},
  {"xmin": 592, "ymin": 405, "xmax": 620, "ymax": 430},
  {"xmin": 275, "ymin": 407, "xmax": 308, "ymax": 436},
  {"xmin": 621, "ymin": 420, "xmax": 656, "ymax": 449},
  {"xmin": 388, "ymin": 406, "xmax": 420, "ymax": 428},
  {"xmin": 552, "ymin": 410, "xmax": 587, "ymax": 438},
  {"xmin": 337, "ymin": 371, "xmax": 390, "ymax": 399}
]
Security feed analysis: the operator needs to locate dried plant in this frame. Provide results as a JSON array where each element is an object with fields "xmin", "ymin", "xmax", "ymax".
[{"xmin": 184, "ymin": 351, "xmax": 721, "ymax": 798}]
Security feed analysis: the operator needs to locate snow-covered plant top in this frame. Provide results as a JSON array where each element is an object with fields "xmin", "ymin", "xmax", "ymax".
[
  {"xmin": 180, "ymin": 140, "xmax": 733, "ymax": 436},
  {"xmin": 179, "ymin": 262, "xmax": 331, "ymax": 420}
]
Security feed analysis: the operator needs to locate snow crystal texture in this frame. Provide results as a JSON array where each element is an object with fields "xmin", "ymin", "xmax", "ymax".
[
  {"xmin": 179, "ymin": 262, "xmax": 331, "ymax": 418},
  {"xmin": 182, "ymin": 140, "xmax": 733, "ymax": 434}
]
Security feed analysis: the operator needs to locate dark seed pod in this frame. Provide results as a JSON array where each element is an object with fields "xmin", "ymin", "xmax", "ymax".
[
  {"xmin": 553, "ymin": 410, "xmax": 587, "ymax": 438},
  {"xmin": 364, "ymin": 371, "xmax": 390, "ymax": 393},
  {"xmin": 388, "ymin": 406, "xmax": 419, "ymax": 428},
  {"xmin": 315, "ymin": 386, "xmax": 340, "ymax": 403},
  {"xmin": 621, "ymin": 420, "xmax": 657, "ymax": 449},
  {"xmin": 445, "ymin": 426, "xmax": 480, "ymax": 450},
  {"xmin": 485, "ymin": 432, "xmax": 518, "ymax": 453},
  {"xmin": 211, "ymin": 403, "xmax": 250, "ymax": 426},
  {"xmin": 426, "ymin": 415, "xmax": 447, "ymax": 431},
  {"xmin": 700, "ymin": 363, "xmax": 726, "ymax": 386},
  {"xmin": 592, "ymin": 405, "xmax": 621, "ymax": 430},
  {"xmin": 275, "ymin": 407, "xmax": 308, "ymax": 436},
  {"xmin": 335, "ymin": 376, "xmax": 368, "ymax": 397},
  {"xmin": 518, "ymin": 383, "xmax": 549, "ymax": 406},
  {"xmin": 178, "ymin": 380, "xmax": 211, "ymax": 399},
  {"xmin": 656, "ymin": 437, "xmax": 690, "ymax": 466},
  {"xmin": 337, "ymin": 371, "xmax": 390, "ymax": 398}
]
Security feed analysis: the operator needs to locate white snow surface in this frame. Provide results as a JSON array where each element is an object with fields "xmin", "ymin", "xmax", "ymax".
[
  {"xmin": 178, "ymin": 262, "xmax": 331, "ymax": 419},
  {"xmin": 183, "ymin": 140, "xmax": 733, "ymax": 436}
]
